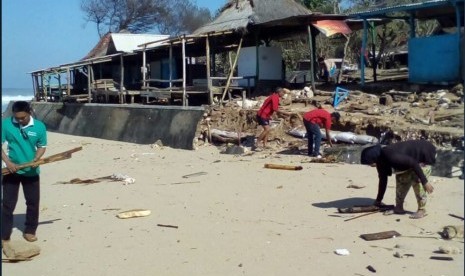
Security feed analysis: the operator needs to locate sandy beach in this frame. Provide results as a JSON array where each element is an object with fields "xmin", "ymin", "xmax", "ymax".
[{"xmin": 2, "ymin": 131, "xmax": 464, "ymax": 276}]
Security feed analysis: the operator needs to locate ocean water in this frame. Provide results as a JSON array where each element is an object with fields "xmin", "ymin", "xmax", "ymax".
[{"xmin": 2, "ymin": 88, "xmax": 34, "ymax": 113}]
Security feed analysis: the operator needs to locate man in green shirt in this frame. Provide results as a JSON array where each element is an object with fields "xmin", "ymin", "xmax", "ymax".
[{"xmin": 2, "ymin": 101, "xmax": 47, "ymax": 244}]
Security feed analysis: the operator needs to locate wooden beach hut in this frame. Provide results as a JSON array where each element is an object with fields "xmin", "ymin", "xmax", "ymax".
[
  {"xmin": 30, "ymin": 32, "xmax": 169, "ymax": 104},
  {"xmin": 138, "ymin": 0, "xmax": 351, "ymax": 105}
]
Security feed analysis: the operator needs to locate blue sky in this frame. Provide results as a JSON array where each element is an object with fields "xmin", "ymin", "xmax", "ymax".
[{"xmin": 2, "ymin": 0, "xmax": 227, "ymax": 90}]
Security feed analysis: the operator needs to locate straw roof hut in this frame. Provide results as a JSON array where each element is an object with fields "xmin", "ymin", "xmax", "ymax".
[{"xmin": 193, "ymin": 0, "xmax": 311, "ymax": 35}]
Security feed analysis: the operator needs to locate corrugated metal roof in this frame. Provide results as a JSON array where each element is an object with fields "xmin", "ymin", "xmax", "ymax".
[
  {"xmin": 111, "ymin": 33, "xmax": 169, "ymax": 52},
  {"xmin": 349, "ymin": 0, "xmax": 463, "ymax": 18}
]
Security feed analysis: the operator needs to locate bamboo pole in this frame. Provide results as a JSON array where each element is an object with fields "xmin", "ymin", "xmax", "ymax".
[{"xmin": 221, "ymin": 36, "xmax": 243, "ymax": 104}]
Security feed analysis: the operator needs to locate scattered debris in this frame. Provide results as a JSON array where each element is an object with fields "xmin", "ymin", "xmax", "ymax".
[
  {"xmin": 182, "ymin": 172, "xmax": 207, "ymax": 178},
  {"xmin": 440, "ymin": 225, "xmax": 464, "ymax": 240},
  {"xmin": 366, "ymin": 265, "xmax": 376, "ymax": 273},
  {"xmin": 360, "ymin": 230, "xmax": 401, "ymax": 241},
  {"xmin": 437, "ymin": 246, "xmax": 461, "ymax": 254},
  {"xmin": 334, "ymin": 249, "xmax": 350, "ymax": 256},
  {"xmin": 264, "ymin": 163, "xmax": 303, "ymax": 171},
  {"xmin": 157, "ymin": 224, "xmax": 179, "ymax": 229},
  {"xmin": 430, "ymin": 256, "xmax": 454, "ymax": 261},
  {"xmin": 116, "ymin": 209, "xmax": 151, "ymax": 219},
  {"xmin": 338, "ymin": 205, "xmax": 394, "ymax": 214},
  {"xmin": 2, "ymin": 240, "xmax": 40, "ymax": 260},
  {"xmin": 346, "ymin": 184, "xmax": 365, "ymax": 189},
  {"xmin": 448, "ymin": 213, "xmax": 464, "ymax": 221}
]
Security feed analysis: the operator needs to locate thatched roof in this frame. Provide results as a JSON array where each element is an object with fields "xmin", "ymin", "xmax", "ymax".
[{"xmin": 193, "ymin": 0, "xmax": 311, "ymax": 35}]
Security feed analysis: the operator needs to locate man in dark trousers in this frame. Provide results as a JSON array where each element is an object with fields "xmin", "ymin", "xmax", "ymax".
[
  {"xmin": 2, "ymin": 101, "xmax": 47, "ymax": 244},
  {"xmin": 254, "ymin": 87, "xmax": 288, "ymax": 150},
  {"xmin": 360, "ymin": 140, "xmax": 436, "ymax": 219},
  {"xmin": 302, "ymin": 108, "xmax": 340, "ymax": 158}
]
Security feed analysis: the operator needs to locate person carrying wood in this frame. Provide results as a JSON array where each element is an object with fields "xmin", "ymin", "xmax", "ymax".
[
  {"xmin": 254, "ymin": 87, "xmax": 288, "ymax": 151},
  {"xmin": 302, "ymin": 108, "xmax": 340, "ymax": 158},
  {"xmin": 2, "ymin": 101, "xmax": 47, "ymax": 244},
  {"xmin": 360, "ymin": 140, "xmax": 436, "ymax": 219}
]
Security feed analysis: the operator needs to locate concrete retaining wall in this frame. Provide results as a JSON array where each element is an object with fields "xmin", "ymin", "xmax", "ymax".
[{"xmin": 5, "ymin": 102, "xmax": 205, "ymax": 150}]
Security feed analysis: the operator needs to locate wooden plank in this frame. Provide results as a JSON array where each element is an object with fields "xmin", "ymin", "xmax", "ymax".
[
  {"xmin": 2, "ymin": 147, "xmax": 83, "ymax": 175},
  {"xmin": 264, "ymin": 164, "xmax": 303, "ymax": 171},
  {"xmin": 338, "ymin": 205, "xmax": 394, "ymax": 213},
  {"xmin": 360, "ymin": 230, "xmax": 401, "ymax": 241}
]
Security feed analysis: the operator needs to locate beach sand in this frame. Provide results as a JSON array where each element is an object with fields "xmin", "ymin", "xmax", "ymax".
[{"xmin": 2, "ymin": 132, "xmax": 464, "ymax": 275}]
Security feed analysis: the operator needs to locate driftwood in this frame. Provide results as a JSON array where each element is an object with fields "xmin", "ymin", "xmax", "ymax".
[
  {"xmin": 338, "ymin": 205, "xmax": 394, "ymax": 214},
  {"xmin": 2, "ymin": 147, "xmax": 83, "ymax": 175},
  {"xmin": 157, "ymin": 224, "xmax": 179, "ymax": 229},
  {"xmin": 360, "ymin": 230, "xmax": 401, "ymax": 241},
  {"xmin": 264, "ymin": 164, "xmax": 303, "ymax": 171}
]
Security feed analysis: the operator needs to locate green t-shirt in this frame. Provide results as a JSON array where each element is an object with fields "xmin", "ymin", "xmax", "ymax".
[{"xmin": 2, "ymin": 116, "xmax": 47, "ymax": 176}]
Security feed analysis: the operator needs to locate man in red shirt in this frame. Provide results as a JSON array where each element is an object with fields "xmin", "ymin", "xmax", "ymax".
[
  {"xmin": 303, "ymin": 108, "xmax": 340, "ymax": 157},
  {"xmin": 255, "ymin": 87, "xmax": 287, "ymax": 150}
]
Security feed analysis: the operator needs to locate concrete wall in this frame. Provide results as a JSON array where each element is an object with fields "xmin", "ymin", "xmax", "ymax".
[{"xmin": 5, "ymin": 102, "xmax": 205, "ymax": 150}]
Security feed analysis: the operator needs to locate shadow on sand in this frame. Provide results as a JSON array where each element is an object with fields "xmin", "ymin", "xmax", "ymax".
[{"xmin": 312, "ymin": 197, "xmax": 374, "ymax": 209}]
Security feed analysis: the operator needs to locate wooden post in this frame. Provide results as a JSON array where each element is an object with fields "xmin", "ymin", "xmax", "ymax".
[
  {"xmin": 87, "ymin": 65, "xmax": 91, "ymax": 103},
  {"xmin": 221, "ymin": 36, "xmax": 243, "ymax": 103},
  {"xmin": 66, "ymin": 67, "xmax": 71, "ymax": 96},
  {"xmin": 255, "ymin": 29, "xmax": 260, "ymax": 92},
  {"xmin": 31, "ymin": 74, "xmax": 35, "ymax": 100},
  {"xmin": 182, "ymin": 36, "xmax": 187, "ymax": 106},
  {"xmin": 307, "ymin": 25, "xmax": 316, "ymax": 94},
  {"xmin": 206, "ymin": 35, "xmax": 213, "ymax": 104},
  {"xmin": 361, "ymin": 19, "xmax": 368, "ymax": 86},
  {"xmin": 338, "ymin": 34, "xmax": 351, "ymax": 84},
  {"xmin": 169, "ymin": 43, "xmax": 173, "ymax": 88},
  {"xmin": 120, "ymin": 55, "xmax": 125, "ymax": 104},
  {"xmin": 142, "ymin": 47, "xmax": 147, "ymax": 88}
]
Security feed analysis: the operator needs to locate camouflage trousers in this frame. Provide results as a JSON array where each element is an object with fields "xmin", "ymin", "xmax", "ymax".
[{"xmin": 395, "ymin": 166, "xmax": 432, "ymax": 210}]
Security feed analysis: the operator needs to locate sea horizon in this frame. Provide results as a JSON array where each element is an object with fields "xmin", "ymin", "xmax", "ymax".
[{"xmin": 2, "ymin": 87, "xmax": 35, "ymax": 112}]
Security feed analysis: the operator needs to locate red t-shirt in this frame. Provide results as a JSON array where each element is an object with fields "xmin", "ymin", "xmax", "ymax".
[
  {"xmin": 303, "ymin": 109, "xmax": 332, "ymax": 129},
  {"xmin": 257, "ymin": 93, "xmax": 280, "ymax": 119}
]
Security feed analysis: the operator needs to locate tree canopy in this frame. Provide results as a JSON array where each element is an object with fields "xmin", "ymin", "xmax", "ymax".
[{"xmin": 81, "ymin": 0, "xmax": 212, "ymax": 37}]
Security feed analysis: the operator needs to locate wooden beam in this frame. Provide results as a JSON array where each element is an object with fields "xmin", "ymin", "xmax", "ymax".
[{"xmin": 221, "ymin": 36, "xmax": 244, "ymax": 104}]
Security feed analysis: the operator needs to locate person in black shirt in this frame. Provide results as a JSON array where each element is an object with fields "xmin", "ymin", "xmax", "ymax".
[{"xmin": 361, "ymin": 140, "xmax": 436, "ymax": 219}]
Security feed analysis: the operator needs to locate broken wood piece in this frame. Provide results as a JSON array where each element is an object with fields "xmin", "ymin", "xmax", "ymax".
[
  {"xmin": 116, "ymin": 209, "xmax": 151, "ymax": 219},
  {"xmin": 338, "ymin": 205, "xmax": 394, "ymax": 214},
  {"xmin": 448, "ymin": 213, "xmax": 464, "ymax": 221},
  {"xmin": 430, "ymin": 256, "xmax": 454, "ymax": 261},
  {"xmin": 2, "ymin": 146, "xmax": 83, "ymax": 175},
  {"xmin": 344, "ymin": 211, "xmax": 379, "ymax": 222},
  {"xmin": 182, "ymin": 172, "xmax": 207, "ymax": 178},
  {"xmin": 360, "ymin": 230, "xmax": 401, "ymax": 241},
  {"xmin": 2, "ymin": 257, "xmax": 32, "ymax": 262},
  {"xmin": 157, "ymin": 224, "xmax": 179, "ymax": 229},
  {"xmin": 264, "ymin": 164, "xmax": 303, "ymax": 171},
  {"xmin": 346, "ymin": 184, "xmax": 365, "ymax": 189}
]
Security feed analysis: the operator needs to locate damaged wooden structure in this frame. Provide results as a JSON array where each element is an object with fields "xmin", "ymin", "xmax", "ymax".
[{"xmin": 29, "ymin": 0, "xmax": 352, "ymax": 106}]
